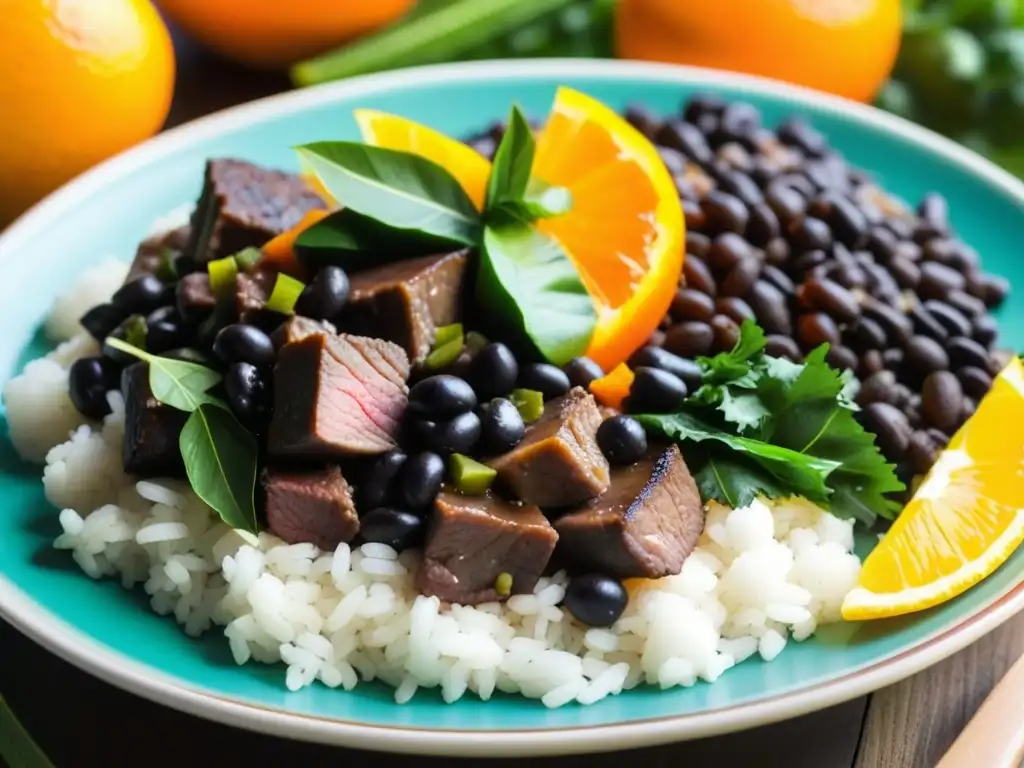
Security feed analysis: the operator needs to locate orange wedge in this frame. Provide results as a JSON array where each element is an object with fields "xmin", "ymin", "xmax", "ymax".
[
  {"xmin": 356, "ymin": 90, "xmax": 685, "ymax": 370},
  {"xmin": 353, "ymin": 109, "xmax": 491, "ymax": 210},
  {"xmin": 842, "ymin": 357, "xmax": 1024, "ymax": 621}
]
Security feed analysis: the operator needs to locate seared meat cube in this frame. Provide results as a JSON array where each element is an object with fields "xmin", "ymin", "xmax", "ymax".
[
  {"xmin": 176, "ymin": 272, "xmax": 216, "ymax": 322},
  {"xmin": 342, "ymin": 251, "xmax": 468, "ymax": 362},
  {"xmin": 489, "ymin": 387, "xmax": 610, "ymax": 507},
  {"xmin": 418, "ymin": 491, "xmax": 558, "ymax": 605},
  {"xmin": 271, "ymin": 315, "xmax": 336, "ymax": 349},
  {"xmin": 234, "ymin": 269, "xmax": 275, "ymax": 315},
  {"xmin": 554, "ymin": 445, "xmax": 704, "ymax": 579},
  {"xmin": 126, "ymin": 225, "xmax": 191, "ymax": 282},
  {"xmin": 263, "ymin": 465, "xmax": 359, "ymax": 551},
  {"xmin": 183, "ymin": 159, "xmax": 325, "ymax": 264},
  {"xmin": 121, "ymin": 362, "xmax": 186, "ymax": 477},
  {"xmin": 268, "ymin": 332, "xmax": 409, "ymax": 458}
]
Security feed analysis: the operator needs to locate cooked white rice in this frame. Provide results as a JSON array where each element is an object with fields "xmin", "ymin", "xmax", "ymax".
[{"xmin": 4, "ymin": 220, "xmax": 863, "ymax": 707}]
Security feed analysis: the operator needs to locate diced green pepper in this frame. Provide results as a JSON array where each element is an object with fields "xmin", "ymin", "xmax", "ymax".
[
  {"xmin": 207, "ymin": 255, "xmax": 238, "ymax": 297},
  {"xmin": 495, "ymin": 571, "xmax": 513, "ymax": 598},
  {"xmin": 449, "ymin": 453, "xmax": 497, "ymax": 495},
  {"xmin": 233, "ymin": 247, "xmax": 263, "ymax": 273},
  {"xmin": 425, "ymin": 339, "xmax": 464, "ymax": 370},
  {"xmin": 464, "ymin": 331, "xmax": 489, "ymax": 354},
  {"xmin": 510, "ymin": 388, "xmax": 545, "ymax": 423},
  {"xmin": 265, "ymin": 274, "xmax": 306, "ymax": 315},
  {"xmin": 123, "ymin": 315, "xmax": 147, "ymax": 350},
  {"xmin": 433, "ymin": 322, "xmax": 464, "ymax": 348}
]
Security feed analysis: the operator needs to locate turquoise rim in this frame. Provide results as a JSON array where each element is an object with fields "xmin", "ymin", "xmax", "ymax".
[{"xmin": 1, "ymin": 59, "xmax": 1023, "ymax": 757}]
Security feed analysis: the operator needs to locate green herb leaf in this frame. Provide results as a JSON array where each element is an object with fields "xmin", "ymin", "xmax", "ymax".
[
  {"xmin": 0, "ymin": 695, "xmax": 55, "ymax": 768},
  {"xmin": 295, "ymin": 142, "xmax": 482, "ymax": 246},
  {"xmin": 295, "ymin": 207, "xmax": 466, "ymax": 271},
  {"xmin": 487, "ymin": 182, "xmax": 573, "ymax": 226},
  {"xmin": 486, "ymin": 105, "xmax": 534, "ymax": 209},
  {"xmin": 122, "ymin": 314, "xmax": 148, "ymax": 351},
  {"xmin": 692, "ymin": 452, "xmax": 791, "ymax": 509},
  {"xmin": 478, "ymin": 224, "xmax": 595, "ymax": 365},
  {"xmin": 180, "ymin": 404, "xmax": 259, "ymax": 534},
  {"xmin": 636, "ymin": 411, "xmax": 841, "ymax": 502},
  {"xmin": 696, "ymin": 319, "xmax": 767, "ymax": 387},
  {"xmin": 104, "ymin": 337, "xmax": 222, "ymax": 412}
]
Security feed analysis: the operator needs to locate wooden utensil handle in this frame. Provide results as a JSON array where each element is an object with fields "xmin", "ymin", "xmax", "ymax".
[{"xmin": 936, "ymin": 651, "xmax": 1024, "ymax": 768}]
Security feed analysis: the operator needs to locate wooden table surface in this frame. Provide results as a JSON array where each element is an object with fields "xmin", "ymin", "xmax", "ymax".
[{"xmin": 3, "ymin": 33, "xmax": 1024, "ymax": 768}]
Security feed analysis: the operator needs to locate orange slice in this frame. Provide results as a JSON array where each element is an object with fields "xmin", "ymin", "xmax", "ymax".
[
  {"xmin": 356, "ymin": 90, "xmax": 685, "ymax": 370},
  {"xmin": 353, "ymin": 109, "xmax": 491, "ymax": 210},
  {"xmin": 842, "ymin": 357, "xmax": 1024, "ymax": 621}
]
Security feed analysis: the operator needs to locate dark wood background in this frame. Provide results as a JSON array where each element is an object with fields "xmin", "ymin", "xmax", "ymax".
[{"xmin": 2, "ymin": 29, "xmax": 1023, "ymax": 768}]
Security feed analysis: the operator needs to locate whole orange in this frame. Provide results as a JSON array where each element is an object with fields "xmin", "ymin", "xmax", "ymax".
[
  {"xmin": 158, "ymin": 0, "xmax": 417, "ymax": 69},
  {"xmin": 615, "ymin": 0, "xmax": 902, "ymax": 103},
  {"xmin": 0, "ymin": 0, "xmax": 174, "ymax": 224}
]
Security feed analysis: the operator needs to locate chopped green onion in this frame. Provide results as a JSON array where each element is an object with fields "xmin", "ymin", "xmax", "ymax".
[
  {"xmin": 265, "ymin": 273, "xmax": 307, "ymax": 315},
  {"xmin": 207, "ymin": 255, "xmax": 238, "ymax": 297},
  {"xmin": 510, "ymin": 388, "xmax": 545, "ymax": 423},
  {"xmin": 156, "ymin": 247, "xmax": 177, "ymax": 282},
  {"xmin": 123, "ymin": 315, "xmax": 147, "ymax": 350},
  {"xmin": 494, "ymin": 571, "xmax": 513, "ymax": 598},
  {"xmin": 464, "ymin": 331, "xmax": 489, "ymax": 354},
  {"xmin": 425, "ymin": 339, "xmax": 463, "ymax": 370},
  {"xmin": 449, "ymin": 453, "xmax": 497, "ymax": 495},
  {"xmin": 233, "ymin": 247, "xmax": 263, "ymax": 273},
  {"xmin": 433, "ymin": 323, "xmax": 464, "ymax": 349}
]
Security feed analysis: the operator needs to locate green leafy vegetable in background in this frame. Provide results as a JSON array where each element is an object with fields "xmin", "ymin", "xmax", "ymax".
[{"xmin": 637, "ymin": 321, "xmax": 905, "ymax": 526}]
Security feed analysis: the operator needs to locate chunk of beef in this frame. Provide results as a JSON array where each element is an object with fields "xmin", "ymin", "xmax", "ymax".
[
  {"xmin": 418, "ymin": 491, "xmax": 558, "ymax": 605},
  {"xmin": 263, "ymin": 465, "xmax": 359, "ymax": 551},
  {"xmin": 121, "ymin": 362, "xmax": 186, "ymax": 477},
  {"xmin": 271, "ymin": 315, "xmax": 336, "ymax": 349},
  {"xmin": 268, "ymin": 332, "xmax": 409, "ymax": 458},
  {"xmin": 235, "ymin": 269, "xmax": 276, "ymax": 315},
  {"xmin": 489, "ymin": 387, "xmax": 610, "ymax": 507},
  {"xmin": 176, "ymin": 273, "xmax": 216, "ymax": 320},
  {"xmin": 183, "ymin": 159, "xmax": 325, "ymax": 264},
  {"xmin": 554, "ymin": 445, "xmax": 704, "ymax": 579},
  {"xmin": 342, "ymin": 251, "xmax": 468, "ymax": 362},
  {"xmin": 127, "ymin": 225, "xmax": 192, "ymax": 282}
]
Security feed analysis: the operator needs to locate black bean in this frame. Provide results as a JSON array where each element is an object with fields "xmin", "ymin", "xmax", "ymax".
[
  {"xmin": 657, "ymin": 147, "xmax": 687, "ymax": 176},
  {"xmin": 111, "ymin": 275, "xmax": 170, "ymax": 316},
  {"xmin": 683, "ymin": 199, "xmax": 705, "ymax": 230},
  {"xmin": 408, "ymin": 375, "xmax": 477, "ymax": 420},
  {"xmin": 710, "ymin": 315, "xmax": 740, "ymax": 351},
  {"xmin": 790, "ymin": 249, "xmax": 828, "ymax": 276},
  {"xmin": 922, "ymin": 300, "xmax": 972, "ymax": 338},
  {"xmin": 629, "ymin": 367, "xmax": 688, "ymax": 413},
  {"xmin": 896, "ymin": 240, "xmax": 924, "ymax": 263},
  {"xmin": 826, "ymin": 196, "xmax": 868, "ymax": 248},
  {"xmin": 700, "ymin": 191, "xmax": 748, "ymax": 235},
  {"xmin": 762, "ymin": 238, "xmax": 789, "ymax": 267},
  {"xmin": 797, "ymin": 313, "xmax": 840, "ymax": 350},
  {"xmin": 714, "ymin": 297, "xmax": 756, "ymax": 324},
  {"xmin": 360, "ymin": 508, "xmax": 424, "ymax": 552},
  {"xmin": 905, "ymin": 335, "xmax": 950, "ymax": 375},
  {"xmin": 294, "ymin": 266, "xmax": 349, "ymax": 320},
  {"xmin": 627, "ymin": 347, "xmax": 702, "ymax": 390},
  {"xmin": 359, "ymin": 451, "xmax": 407, "ymax": 510},
  {"xmin": 664, "ymin": 321, "xmax": 714, "ymax": 358},
  {"xmin": 947, "ymin": 289, "xmax": 987, "ymax": 318},
  {"xmin": 748, "ymin": 281, "xmax": 792, "ymax": 335},
  {"xmin": 849, "ymin": 317, "xmax": 887, "ymax": 352},
  {"xmin": 597, "ymin": 415, "xmax": 648, "ymax": 466},
  {"xmin": 671, "ymin": 288, "xmax": 716, "ymax": 322},
  {"xmin": 720, "ymin": 259, "xmax": 761, "ymax": 297},
  {"xmin": 888, "ymin": 256, "xmax": 921, "ymax": 290},
  {"xmin": 918, "ymin": 192, "xmax": 949, "ymax": 231},
  {"xmin": 518, "ymin": 363, "xmax": 571, "ymax": 400},
  {"xmin": 972, "ymin": 315, "xmax": 999, "ymax": 348},
  {"xmin": 826, "ymin": 344, "xmax": 858, "ymax": 372},
  {"xmin": 400, "ymin": 452, "xmax": 446, "ymax": 509},
  {"xmin": 719, "ymin": 170, "xmax": 763, "ymax": 205},
  {"xmin": 467, "ymin": 343, "xmax": 518, "ymax": 400},
  {"xmin": 79, "ymin": 303, "xmax": 127, "ymax": 342},
  {"xmin": 101, "ymin": 316, "xmax": 147, "ymax": 365},
  {"xmin": 647, "ymin": 329, "xmax": 667, "ymax": 349},
  {"xmin": 789, "ymin": 217, "xmax": 833, "ymax": 252},
  {"xmin": 760, "ymin": 334, "xmax": 800, "ymax": 362},
  {"xmin": 833, "ymin": 263, "xmax": 868, "ymax": 291},
  {"xmin": 857, "ymin": 370, "xmax": 897, "ymax": 405},
  {"xmin": 862, "ymin": 402, "xmax": 911, "ymax": 459},
  {"xmin": 625, "ymin": 104, "xmax": 660, "ymax": 138},
  {"xmin": 777, "ymin": 117, "xmax": 827, "ymax": 156},
  {"xmin": 883, "ymin": 216, "xmax": 914, "ymax": 240},
  {"xmin": 765, "ymin": 183, "xmax": 807, "ymax": 225},
  {"xmin": 417, "ymin": 411, "xmax": 482, "ymax": 455},
  {"xmin": 989, "ymin": 349, "xmax": 1015, "ymax": 376},
  {"xmin": 956, "ymin": 366, "xmax": 993, "ymax": 400},
  {"xmin": 921, "ymin": 371, "xmax": 963, "ymax": 431},
  {"xmin": 977, "ymin": 274, "xmax": 1010, "ymax": 308},
  {"xmin": 224, "ymin": 362, "xmax": 270, "ymax": 426},
  {"xmin": 758, "ymin": 265, "xmax": 794, "ymax": 297},
  {"xmin": 480, "ymin": 398, "xmax": 526, "ymax": 455},
  {"xmin": 68, "ymin": 356, "xmax": 119, "ymax": 419},
  {"xmin": 683, "ymin": 93, "xmax": 726, "ymax": 123},
  {"xmin": 909, "ymin": 304, "xmax": 949, "ymax": 343},
  {"xmin": 656, "ymin": 119, "xmax": 713, "ymax": 165},
  {"xmin": 907, "ymin": 431, "xmax": 940, "ymax": 476},
  {"xmin": 744, "ymin": 204, "xmax": 780, "ymax": 246},
  {"xmin": 683, "ymin": 257, "xmax": 717, "ymax": 297},
  {"xmin": 947, "ymin": 336, "xmax": 989, "ymax": 370},
  {"xmin": 146, "ymin": 305, "xmax": 177, "ymax": 326},
  {"xmin": 860, "ymin": 349, "xmax": 884, "ymax": 375},
  {"xmin": 686, "ymin": 232, "xmax": 711, "ymax": 259},
  {"xmin": 882, "ymin": 347, "xmax": 905, "ymax": 371},
  {"xmin": 563, "ymin": 357, "xmax": 603, "ymax": 390},
  {"xmin": 918, "ymin": 262, "xmax": 967, "ymax": 300},
  {"xmin": 862, "ymin": 298, "xmax": 913, "ymax": 346},
  {"xmin": 564, "ymin": 574, "xmax": 629, "ymax": 628},
  {"xmin": 891, "ymin": 383, "xmax": 914, "ymax": 409},
  {"xmin": 866, "ymin": 226, "xmax": 899, "ymax": 264},
  {"xmin": 717, "ymin": 142, "xmax": 754, "ymax": 172},
  {"xmin": 468, "ymin": 136, "xmax": 496, "ymax": 158},
  {"xmin": 145, "ymin": 319, "xmax": 184, "ymax": 355},
  {"xmin": 799, "ymin": 277, "xmax": 860, "ymax": 324},
  {"xmin": 706, "ymin": 233, "xmax": 753, "ymax": 274},
  {"xmin": 212, "ymin": 324, "xmax": 275, "ymax": 367},
  {"xmin": 173, "ymin": 253, "xmax": 200, "ymax": 277}
]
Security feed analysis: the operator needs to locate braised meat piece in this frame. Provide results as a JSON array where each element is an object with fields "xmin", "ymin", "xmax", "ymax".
[
  {"xmin": 554, "ymin": 445, "xmax": 704, "ymax": 579},
  {"xmin": 342, "ymin": 251, "xmax": 469, "ymax": 362},
  {"xmin": 121, "ymin": 362, "xmax": 186, "ymax": 477},
  {"xmin": 176, "ymin": 272, "xmax": 216, "ymax": 321},
  {"xmin": 489, "ymin": 387, "xmax": 610, "ymax": 507},
  {"xmin": 234, "ymin": 269, "xmax": 276, "ymax": 315},
  {"xmin": 263, "ymin": 465, "xmax": 359, "ymax": 551},
  {"xmin": 126, "ymin": 225, "xmax": 191, "ymax": 282},
  {"xmin": 418, "ymin": 491, "xmax": 558, "ymax": 605},
  {"xmin": 183, "ymin": 159, "xmax": 325, "ymax": 264},
  {"xmin": 268, "ymin": 332, "xmax": 410, "ymax": 458},
  {"xmin": 270, "ymin": 315, "xmax": 336, "ymax": 349}
]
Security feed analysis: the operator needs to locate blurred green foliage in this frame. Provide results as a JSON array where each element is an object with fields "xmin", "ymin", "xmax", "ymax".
[{"xmin": 881, "ymin": 0, "xmax": 1024, "ymax": 175}]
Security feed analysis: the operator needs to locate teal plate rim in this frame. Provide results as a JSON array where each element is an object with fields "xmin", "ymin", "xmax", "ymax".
[{"xmin": 2, "ymin": 59, "xmax": 1024, "ymax": 757}]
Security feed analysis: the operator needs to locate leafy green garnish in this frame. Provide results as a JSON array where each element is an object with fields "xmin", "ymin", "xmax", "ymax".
[
  {"xmin": 180, "ymin": 404, "xmax": 259, "ymax": 534},
  {"xmin": 0, "ymin": 695, "xmax": 55, "ymax": 768},
  {"xmin": 486, "ymin": 105, "xmax": 534, "ymax": 209},
  {"xmin": 233, "ymin": 247, "xmax": 263, "ymax": 272},
  {"xmin": 638, "ymin": 320, "xmax": 905, "ymax": 525},
  {"xmin": 295, "ymin": 142, "xmax": 482, "ymax": 246},
  {"xmin": 105, "ymin": 337, "xmax": 222, "ymax": 411}
]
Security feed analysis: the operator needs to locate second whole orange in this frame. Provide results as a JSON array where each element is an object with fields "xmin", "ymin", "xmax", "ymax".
[{"xmin": 615, "ymin": 0, "xmax": 902, "ymax": 103}]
